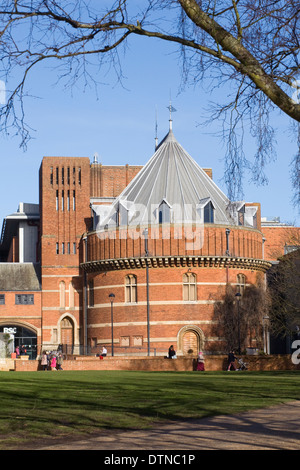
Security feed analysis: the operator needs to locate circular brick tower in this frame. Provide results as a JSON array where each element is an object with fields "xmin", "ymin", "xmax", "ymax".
[{"xmin": 81, "ymin": 124, "xmax": 271, "ymax": 356}]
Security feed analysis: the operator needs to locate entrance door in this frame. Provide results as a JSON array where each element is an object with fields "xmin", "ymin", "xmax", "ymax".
[
  {"xmin": 182, "ymin": 330, "xmax": 198, "ymax": 355},
  {"xmin": 60, "ymin": 317, "xmax": 74, "ymax": 354}
]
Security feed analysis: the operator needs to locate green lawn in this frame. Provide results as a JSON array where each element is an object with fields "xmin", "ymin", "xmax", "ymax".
[{"xmin": 0, "ymin": 370, "xmax": 300, "ymax": 449}]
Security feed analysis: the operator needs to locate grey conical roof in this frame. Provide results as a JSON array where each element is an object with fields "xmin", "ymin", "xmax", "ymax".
[{"xmin": 110, "ymin": 127, "xmax": 234, "ymax": 227}]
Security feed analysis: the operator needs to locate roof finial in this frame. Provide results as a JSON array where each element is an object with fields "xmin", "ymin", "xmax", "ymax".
[{"xmin": 167, "ymin": 100, "xmax": 177, "ymax": 131}]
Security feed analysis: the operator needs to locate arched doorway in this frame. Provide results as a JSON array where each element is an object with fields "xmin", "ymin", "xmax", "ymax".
[
  {"xmin": 178, "ymin": 325, "xmax": 205, "ymax": 355},
  {"xmin": 60, "ymin": 317, "xmax": 74, "ymax": 354},
  {"xmin": 0, "ymin": 324, "xmax": 37, "ymax": 359}
]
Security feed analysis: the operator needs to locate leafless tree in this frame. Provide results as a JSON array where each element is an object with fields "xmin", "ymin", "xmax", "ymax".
[
  {"xmin": 0, "ymin": 1, "xmax": 300, "ymax": 201},
  {"xmin": 268, "ymin": 247, "xmax": 300, "ymax": 339},
  {"xmin": 213, "ymin": 281, "xmax": 269, "ymax": 353}
]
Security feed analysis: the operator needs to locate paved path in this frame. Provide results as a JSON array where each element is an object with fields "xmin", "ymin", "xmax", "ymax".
[{"xmin": 35, "ymin": 401, "xmax": 300, "ymax": 450}]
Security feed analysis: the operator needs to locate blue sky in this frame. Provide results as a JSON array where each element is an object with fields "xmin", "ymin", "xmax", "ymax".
[{"xmin": 0, "ymin": 32, "xmax": 299, "ymax": 227}]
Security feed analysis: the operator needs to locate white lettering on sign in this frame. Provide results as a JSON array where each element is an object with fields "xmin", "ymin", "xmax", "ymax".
[{"xmin": 3, "ymin": 327, "xmax": 17, "ymax": 334}]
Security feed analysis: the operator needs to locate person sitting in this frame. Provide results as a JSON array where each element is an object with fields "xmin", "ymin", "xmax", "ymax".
[{"xmin": 168, "ymin": 345, "xmax": 177, "ymax": 359}]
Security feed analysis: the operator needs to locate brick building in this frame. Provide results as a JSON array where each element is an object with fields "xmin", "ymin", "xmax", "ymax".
[{"xmin": 0, "ymin": 123, "xmax": 299, "ymax": 358}]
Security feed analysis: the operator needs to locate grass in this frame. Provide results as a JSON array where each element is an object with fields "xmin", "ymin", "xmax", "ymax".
[{"xmin": 0, "ymin": 370, "xmax": 300, "ymax": 449}]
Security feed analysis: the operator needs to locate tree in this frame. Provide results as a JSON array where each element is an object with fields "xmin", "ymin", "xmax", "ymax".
[
  {"xmin": 213, "ymin": 281, "xmax": 269, "ymax": 353},
  {"xmin": 268, "ymin": 248, "xmax": 300, "ymax": 340},
  {"xmin": 0, "ymin": 0, "xmax": 300, "ymax": 201}
]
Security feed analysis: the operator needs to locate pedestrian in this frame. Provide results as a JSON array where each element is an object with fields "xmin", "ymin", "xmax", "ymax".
[
  {"xmin": 41, "ymin": 351, "xmax": 48, "ymax": 370},
  {"xmin": 196, "ymin": 351, "xmax": 205, "ymax": 371},
  {"xmin": 20, "ymin": 345, "xmax": 26, "ymax": 355},
  {"xmin": 227, "ymin": 350, "xmax": 237, "ymax": 371},
  {"xmin": 168, "ymin": 345, "xmax": 177, "ymax": 359},
  {"xmin": 56, "ymin": 353, "xmax": 63, "ymax": 370},
  {"xmin": 50, "ymin": 354, "xmax": 57, "ymax": 370},
  {"xmin": 15, "ymin": 346, "xmax": 20, "ymax": 357},
  {"xmin": 101, "ymin": 346, "xmax": 107, "ymax": 357}
]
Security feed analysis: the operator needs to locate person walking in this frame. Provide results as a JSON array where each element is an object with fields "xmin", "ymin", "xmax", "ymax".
[{"xmin": 227, "ymin": 350, "xmax": 237, "ymax": 371}]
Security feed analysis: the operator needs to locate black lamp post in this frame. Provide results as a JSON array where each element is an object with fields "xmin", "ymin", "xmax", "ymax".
[
  {"xmin": 143, "ymin": 228, "xmax": 150, "ymax": 356},
  {"xmin": 235, "ymin": 292, "xmax": 242, "ymax": 355},
  {"xmin": 109, "ymin": 293, "xmax": 115, "ymax": 356}
]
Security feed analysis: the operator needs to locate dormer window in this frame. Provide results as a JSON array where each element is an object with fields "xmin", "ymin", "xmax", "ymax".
[
  {"xmin": 204, "ymin": 201, "xmax": 214, "ymax": 223},
  {"xmin": 238, "ymin": 205, "xmax": 245, "ymax": 226},
  {"xmin": 197, "ymin": 198, "xmax": 215, "ymax": 224},
  {"xmin": 158, "ymin": 199, "xmax": 171, "ymax": 224}
]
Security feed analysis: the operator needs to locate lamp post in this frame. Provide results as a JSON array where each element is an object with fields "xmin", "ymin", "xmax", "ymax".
[
  {"xmin": 109, "ymin": 293, "xmax": 115, "ymax": 356},
  {"xmin": 143, "ymin": 228, "xmax": 150, "ymax": 356},
  {"xmin": 235, "ymin": 292, "xmax": 242, "ymax": 355}
]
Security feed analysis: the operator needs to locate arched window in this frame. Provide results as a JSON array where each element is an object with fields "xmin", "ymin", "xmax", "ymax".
[
  {"xmin": 125, "ymin": 275, "xmax": 137, "ymax": 303},
  {"xmin": 183, "ymin": 273, "xmax": 197, "ymax": 301},
  {"xmin": 237, "ymin": 273, "xmax": 246, "ymax": 295},
  {"xmin": 59, "ymin": 281, "xmax": 66, "ymax": 309}
]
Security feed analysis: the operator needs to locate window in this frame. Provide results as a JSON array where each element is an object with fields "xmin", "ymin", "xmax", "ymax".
[
  {"xmin": 73, "ymin": 190, "xmax": 76, "ymax": 211},
  {"xmin": 56, "ymin": 190, "xmax": 59, "ymax": 211},
  {"xmin": 56, "ymin": 167, "xmax": 59, "ymax": 185},
  {"xmin": 204, "ymin": 201, "xmax": 214, "ymax": 223},
  {"xmin": 125, "ymin": 275, "xmax": 137, "ymax": 303},
  {"xmin": 62, "ymin": 242, "xmax": 65, "ymax": 254},
  {"xmin": 15, "ymin": 294, "xmax": 34, "ymax": 305},
  {"xmin": 73, "ymin": 242, "xmax": 76, "ymax": 254},
  {"xmin": 78, "ymin": 167, "xmax": 81, "ymax": 185},
  {"xmin": 50, "ymin": 167, "xmax": 53, "ymax": 185},
  {"xmin": 183, "ymin": 273, "xmax": 197, "ymax": 301},
  {"xmin": 158, "ymin": 200, "xmax": 171, "ymax": 224},
  {"xmin": 236, "ymin": 274, "xmax": 246, "ymax": 295},
  {"xmin": 67, "ymin": 190, "xmax": 70, "ymax": 211},
  {"xmin": 197, "ymin": 198, "xmax": 215, "ymax": 224},
  {"xmin": 67, "ymin": 167, "xmax": 70, "ymax": 185},
  {"xmin": 61, "ymin": 167, "xmax": 64, "ymax": 185},
  {"xmin": 56, "ymin": 242, "xmax": 59, "ymax": 255},
  {"xmin": 0, "ymin": 294, "xmax": 5, "ymax": 305},
  {"xmin": 238, "ymin": 205, "xmax": 245, "ymax": 226},
  {"xmin": 61, "ymin": 190, "xmax": 64, "ymax": 211}
]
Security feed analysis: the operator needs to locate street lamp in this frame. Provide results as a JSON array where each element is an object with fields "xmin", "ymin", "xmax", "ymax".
[
  {"xmin": 143, "ymin": 228, "xmax": 150, "ymax": 356},
  {"xmin": 235, "ymin": 292, "xmax": 242, "ymax": 355},
  {"xmin": 109, "ymin": 293, "xmax": 115, "ymax": 356}
]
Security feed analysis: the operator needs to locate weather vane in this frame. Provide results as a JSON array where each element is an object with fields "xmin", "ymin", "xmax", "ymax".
[{"xmin": 167, "ymin": 101, "xmax": 177, "ymax": 130}]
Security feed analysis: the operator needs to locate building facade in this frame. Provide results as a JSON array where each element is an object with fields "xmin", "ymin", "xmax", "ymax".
[{"xmin": 0, "ymin": 124, "xmax": 299, "ymax": 358}]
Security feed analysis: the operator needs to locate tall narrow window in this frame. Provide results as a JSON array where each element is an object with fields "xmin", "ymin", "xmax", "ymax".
[
  {"xmin": 62, "ymin": 242, "xmax": 65, "ymax": 254},
  {"xmin": 50, "ymin": 166, "xmax": 53, "ymax": 185},
  {"xmin": 237, "ymin": 274, "xmax": 246, "ymax": 295},
  {"xmin": 73, "ymin": 167, "xmax": 76, "ymax": 185},
  {"xmin": 67, "ymin": 242, "xmax": 70, "ymax": 254},
  {"xmin": 61, "ymin": 190, "xmax": 64, "ymax": 211},
  {"xmin": 125, "ymin": 275, "xmax": 137, "ymax": 303},
  {"xmin": 67, "ymin": 167, "xmax": 70, "ymax": 185},
  {"xmin": 61, "ymin": 167, "xmax": 64, "ymax": 185},
  {"xmin": 78, "ymin": 167, "xmax": 81, "ymax": 185},
  {"xmin": 73, "ymin": 242, "xmax": 76, "ymax": 254},
  {"xmin": 56, "ymin": 190, "xmax": 59, "ymax": 211},
  {"xmin": 67, "ymin": 190, "xmax": 70, "ymax": 211},
  {"xmin": 73, "ymin": 190, "xmax": 76, "ymax": 211},
  {"xmin": 56, "ymin": 242, "xmax": 59, "ymax": 254},
  {"xmin": 56, "ymin": 167, "xmax": 59, "ymax": 185},
  {"xmin": 59, "ymin": 281, "xmax": 66, "ymax": 309},
  {"xmin": 183, "ymin": 273, "xmax": 197, "ymax": 301}
]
